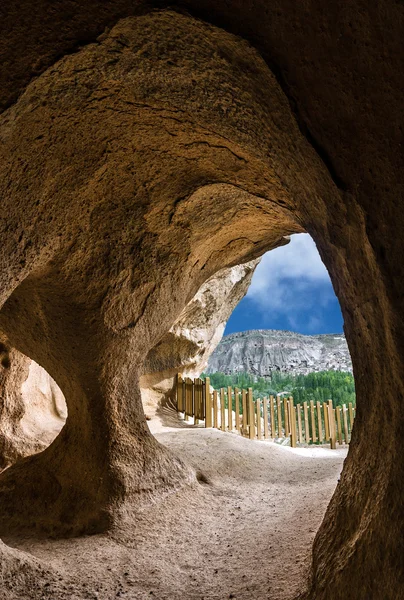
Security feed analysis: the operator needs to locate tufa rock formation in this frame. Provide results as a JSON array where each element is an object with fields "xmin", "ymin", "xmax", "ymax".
[
  {"xmin": 0, "ymin": 9, "xmax": 307, "ymax": 538},
  {"xmin": 207, "ymin": 329, "xmax": 352, "ymax": 377},
  {"xmin": 143, "ymin": 260, "xmax": 261, "ymax": 384},
  {"xmin": 140, "ymin": 257, "xmax": 265, "ymax": 414},
  {"xmin": 0, "ymin": 3, "xmax": 403, "ymax": 599}
]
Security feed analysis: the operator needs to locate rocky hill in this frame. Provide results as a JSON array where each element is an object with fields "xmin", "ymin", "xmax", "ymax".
[{"xmin": 206, "ymin": 329, "xmax": 352, "ymax": 377}]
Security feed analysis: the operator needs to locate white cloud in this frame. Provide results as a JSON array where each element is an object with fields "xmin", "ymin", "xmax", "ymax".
[{"xmin": 246, "ymin": 234, "xmax": 335, "ymax": 330}]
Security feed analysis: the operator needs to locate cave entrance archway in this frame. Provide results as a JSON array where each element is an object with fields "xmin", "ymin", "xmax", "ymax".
[
  {"xmin": 139, "ymin": 229, "xmax": 355, "ymax": 600},
  {"xmin": 205, "ymin": 232, "xmax": 355, "ymax": 431},
  {"xmin": 0, "ymin": 8, "xmax": 401, "ymax": 599},
  {"xmin": 142, "ymin": 233, "xmax": 353, "ymax": 417}
]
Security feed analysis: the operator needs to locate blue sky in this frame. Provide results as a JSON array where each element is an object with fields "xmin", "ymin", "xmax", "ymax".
[{"xmin": 225, "ymin": 233, "xmax": 344, "ymax": 336}]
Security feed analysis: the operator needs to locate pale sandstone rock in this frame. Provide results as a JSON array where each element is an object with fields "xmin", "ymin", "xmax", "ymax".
[
  {"xmin": 140, "ymin": 258, "xmax": 264, "ymax": 414},
  {"xmin": 0, "ymin": 4, "xmax": 402, "ymax": 599},
  {"xmin": 19, "ymin": 361, "xmax": 66, "ymax": 447}
]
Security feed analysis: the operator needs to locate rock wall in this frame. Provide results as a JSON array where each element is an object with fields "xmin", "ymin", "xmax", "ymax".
[{"xmin": 0, "ymin": 3, "xmax": 402, "ymax": 598}]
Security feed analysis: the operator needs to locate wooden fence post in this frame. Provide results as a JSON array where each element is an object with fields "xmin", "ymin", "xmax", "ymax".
[
  {"xmin": 194, "ymin": 379, "xmax": 198, "ymax": 424},
  {"xmin": 333, "ymin": 408, "xmax": 337, "ymax": 446},
  {"xmin": 316, "ymin": 401, "xmax": 323, "ymax": 442},
  {"xmin": 263, "ymin": 397, "xmax": 269, "ymax": 439},
  {"xmin": 336, "ymin": 406, "xmax": 343, "ymax": 445},
  {"xmin": 310, "ymin": 400, "xmax": 316, "ymax": 443},
  {"xmin": 342, "ymin": 403, "xmax": 349, "ymax": 443},
  {"xmin": 348, "ymin": 402, "xmax": 354, "ymax": 436},
  {"xmin": 185, "ymin": 377, "xmax": 194, "ymax": 421},
  {"xmin": 256, "ymin": 398, "xmax": 262, "ymax": 440},
  {"xmin": 220, "ymin": 388, "xmax": 226, "ymax": 431},
  {"xmin": 201, "ymin": 380, "xmax": 205, "ymax": 421},
  {"xmin": 194, "ymin": 378, "xmax": 202, "ymax": 424},
  {"xmin": 213, "ymin": 390, "xmax": 218, "ymax": 429},
  {"xmin": 184, "ymin": 378, "xmax": 189, "ymax": 421},
  {"xmin": 289, "ymin": 397, "xmax": 297, "ymax": 448},
  {"xmin": 176, "ymin": 374, "xmax": 184, "ymax": 413},
  {"xmin": 328, "ymin": 400, "xmax": 336, "ymax": 449},
  {"xmin": 323, "ymin": 402, "xmax": 330, "ymax": 442},
  {"xmin": 270, "ymin": 396, "xmax": 276, "ymax": 438},
  {"xmin": 277, "ymin": 395, "xmax": 282, "ymax": 438},
  {"xmin": 303, "ymin": 401, "xmax": 310, "ymax": 443},
  {"xmin": 204, "ymin": 377, "xmax": 212, "ymax": 427},
  {"xmin": 235, "ymin": 388, "xmax": 240, "ymax": 432},
  {"xmin": 227, "ymin": 386, "xmax": 233, "ymax": 431},
  {"xmin": 242, "ymin": 389, "xmax": 248, "ymax": 436},
  {"xmin": 248, "ymin": 388, "xmax": 255, "ymax": 439},
  {"xmin": 284, "ymin": 397, "xmax": 290, "ymax": 437},
  {"xmin": 297, "ymin": 403, "xmax": 303, "ymax": 444}
]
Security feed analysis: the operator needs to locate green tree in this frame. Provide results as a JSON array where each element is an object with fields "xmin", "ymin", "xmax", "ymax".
[{"xmin": 201, "ymin": 370, "xmax": 355, "ymax": 407}]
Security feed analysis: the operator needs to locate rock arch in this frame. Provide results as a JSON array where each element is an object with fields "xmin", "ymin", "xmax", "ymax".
[
  {"xmin": 0, "ymin": 5, "xmax": 402, "ymax": 599},
  {"xmin": 0, "ymin": 338, "xmax": 66, "ymax": 471}
]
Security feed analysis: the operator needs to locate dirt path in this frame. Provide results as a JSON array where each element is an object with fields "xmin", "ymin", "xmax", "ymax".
[{"xmin": 5, "ymin": 411, "xmax": 347, "ymax": 599}]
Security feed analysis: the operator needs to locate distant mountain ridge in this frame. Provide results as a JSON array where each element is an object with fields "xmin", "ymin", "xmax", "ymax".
[{"xmin": 206, "ymin": 329, "xmax": 352, "ymax": 377}]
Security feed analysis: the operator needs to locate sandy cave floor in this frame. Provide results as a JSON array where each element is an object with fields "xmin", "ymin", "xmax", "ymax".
[{"xmin": 4, "ymin": 410, "xmax": 347, "ymax": 600}]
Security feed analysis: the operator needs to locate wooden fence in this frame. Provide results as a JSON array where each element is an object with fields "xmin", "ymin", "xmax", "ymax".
[{"xmin": 176, "ymin": 374, "xmax": 355, "ymax": 448}]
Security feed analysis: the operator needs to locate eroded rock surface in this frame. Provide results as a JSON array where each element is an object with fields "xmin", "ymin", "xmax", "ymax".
[
  {"xmin": 0, "ymin": 10, "xmax": 307, "ymax": 538},
  {"xmin": 0, "ymin": 3, "xmax": 402, "ymax": 599},
  {"xmin": 141, "ymin": 258, "xmax": 263, "ymax": 414}
]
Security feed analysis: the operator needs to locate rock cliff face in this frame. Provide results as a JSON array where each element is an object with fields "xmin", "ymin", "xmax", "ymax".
[{"xmin": 207, "ymin": 329, "xmax": 352, "ymax": 377}]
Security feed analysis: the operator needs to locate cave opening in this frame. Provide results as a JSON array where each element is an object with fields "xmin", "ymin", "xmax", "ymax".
[
  {"xmin": 140, "ymin": 232, "xmax": 353, "ymax": 600},
  {"xmin": 143, "ymin": 232, "xmax": 354, "ymax": 422},
  {"xmin": 141, "ymin": 231, "xmax": 354, "ymax": 580},
  {"xmin": 206, "ymin": 232, "xmax": 355, "ymax": 415},
  {"xmin": 0, "ymin": 342, "xmax": 67, "ymax": 474}
]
